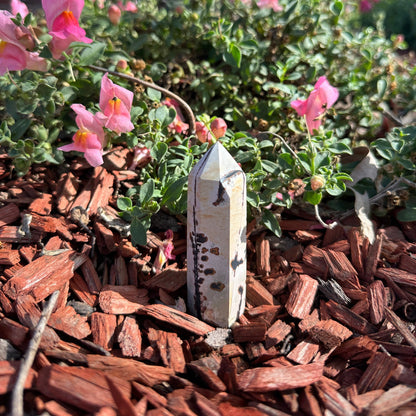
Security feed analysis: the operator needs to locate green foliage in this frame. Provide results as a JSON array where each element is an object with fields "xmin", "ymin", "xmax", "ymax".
[
  {"xmin": 371, "ymin": 126, "xmax": 416, "ymax": 222},
  {"xmin": 358, "ymin": 0, "xmax": 416, "ymax": 51},
  {"xmin": 1, "ymin": 0, "xmax": 416, "ymax": 244}
]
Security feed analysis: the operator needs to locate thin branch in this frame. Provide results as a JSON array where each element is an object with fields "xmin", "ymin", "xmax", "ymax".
[
  {"xmin": 314, "ymin": 204, "xmax": 338, "ymax": 229},
  {"xmin": 10, "ymin": 290, "xmax": 60, "ymax": 416},
  {"xmin": 88, "ymin": 65, "xmax": 196, "ymax": 135}
]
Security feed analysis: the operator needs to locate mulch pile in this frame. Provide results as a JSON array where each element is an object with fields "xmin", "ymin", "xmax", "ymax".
[{"xmin": 0, "ymin": 147, "xmax": 416, "ymax": 416}]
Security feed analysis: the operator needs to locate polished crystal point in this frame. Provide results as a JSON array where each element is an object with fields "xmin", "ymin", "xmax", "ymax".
[{"xmin": 187, "ymin": 142, "xmax": 246, "ymax": 327}]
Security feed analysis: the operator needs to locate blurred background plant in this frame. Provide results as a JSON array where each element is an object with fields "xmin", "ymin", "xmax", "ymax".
[
  {"xmin": 1, "ymin": 0, "xmax": 416, "ymax": 243},
  {"xmin": 357, "ymin": 0, "xmax": 416, "ymax": 51}
]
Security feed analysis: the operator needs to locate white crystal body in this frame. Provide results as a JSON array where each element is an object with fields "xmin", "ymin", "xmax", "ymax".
[{"xmin": 187, "ymin": 142, "xmax": 246, "ymax": 327}]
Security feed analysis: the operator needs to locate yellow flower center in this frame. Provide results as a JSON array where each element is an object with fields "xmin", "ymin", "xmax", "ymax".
[
  {"xmin": 74, "ymin": 130, "xmax": 88, "ymax": 148},
  {"xmin": 108, "ymin": 97, "xmax": 122, "ymax": 114},
  {"xmin": 52, "ymin": 10, "xmax": 79, "ymax": 32},
  {"xmin": 60, "ymin": 10, "xmax": 78, "ymax": 26},
  {"xmin": 0, "ymin": 41, "xmax": 7, "ymax": 55}
]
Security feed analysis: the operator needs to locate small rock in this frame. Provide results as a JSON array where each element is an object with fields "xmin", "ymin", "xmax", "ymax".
[
  {"xmin": 67, "ymin": 300, "xmax": 95, "ymax": 316},
  {"xmin": 205, "ymin": 328, "xmax": 233, "ymax": 349},
  {"xmin": 0, "ymin": 339, "xmax": 21, "ymax": 361}
]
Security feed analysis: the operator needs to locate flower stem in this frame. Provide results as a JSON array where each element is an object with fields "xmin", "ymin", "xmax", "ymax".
[
  {"xmin": 305, "ymin": 115, "xmax": 316, "ymax": 175},
  {"xmin": 314, "ymin": 204, "xmax": 337, "ymax": 229}
]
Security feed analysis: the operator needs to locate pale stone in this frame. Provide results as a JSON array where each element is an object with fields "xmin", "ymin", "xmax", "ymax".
[{"xmin": 187, "ymin": 142, "xmax": 246, "ymax": 327}]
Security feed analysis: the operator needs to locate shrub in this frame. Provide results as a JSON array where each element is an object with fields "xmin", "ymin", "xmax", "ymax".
[{"xmin": 1, "ymin": 0, "xmax": 416, "ymax": 242}]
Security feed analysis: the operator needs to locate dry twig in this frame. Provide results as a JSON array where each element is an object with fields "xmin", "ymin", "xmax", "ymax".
[{"xmin": 10, "ymin": 290, "xmax": 60, "ymax": 416}]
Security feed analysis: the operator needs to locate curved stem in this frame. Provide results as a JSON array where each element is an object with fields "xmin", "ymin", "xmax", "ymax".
[
  {"xmin": 88, "ymin": 65, "xmax": 196, "ymax": 135},
  {"xmin": 314, "ymin": 204, "xmax": 337, "ymax": 229}
]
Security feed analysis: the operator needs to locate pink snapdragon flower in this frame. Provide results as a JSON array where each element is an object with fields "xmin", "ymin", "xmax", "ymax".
[
  {"xmin": 42, "ymin": 0, "xmax": 92, "ymax": 59},
  {"xmin": 58, "ymin": 104, "xmax": 105, "ymax": 167},
  {"xmin": 10, "ymin": 0, "xmax": 29, "ymax": 18},
  {"xmin": 195, "ymin": 121, "xmax": 213, "ymax": 144},
  {"xmin": 153, "ymin": 230, "xmax": 176, "ymax": 272},
  {"xmin": 0, "ymin": 11, "xmax": 47, "ymax": 75},
  {"xmin": 359, "ymin": 0, "xmax": 373, "ymax": 12},
  {"xmin": 195, "ymin": 118, "xmax": 227, "ymax": 143},
  {"xmin": 210, "ymin": 118, "xmax": 227, "ymax": 139},
  {"xmin": 257, "ymin": 0, "xmax": 283, "ymax": 12},
  {"xmin": 117, "ymin": 1, "xmax": 138, "ymax": 13},
  {"xmin": 163, "ymin": 97, "xmax": 189, "ymax": 134},
  {"xmin": 290, "ymin": 76, "xmax": 339, "ymax": 134},
  {"xmin": 128, "ymin": 146, "xmax": 151, "ymax": 170},
  {"xmin": 99, "ymin": 73, "xmax": 134, "ymax": 134},
  {"xmin": 108, "ymin": 4, "xmax": 121, "ymax": 24}
]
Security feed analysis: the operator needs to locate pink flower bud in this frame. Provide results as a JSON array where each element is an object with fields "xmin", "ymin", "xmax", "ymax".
[
  {"xmin": 116, "ymin": 59, "xmax": 128, "ymax": 71},
  {"xmin": 310, "ymin": 175, "xmax": 325, "ymax": 191},
  {"xmin": 117, "ymin": 1, "xmax": 138, "ymax": 12},
  {"xmin": 210, "ymin": 117, "xmax": 227, "ymax": 139},
  {"xmin": 108, "ymin": 5, "xmax": 121, "ymax": 25},
  {"xmin": 195, "ymin": 121, "xmax": 213, "ymax": 143},
  {"xmin": 130, "ymin": 146, "xmax": 151, "ymax": 170}
]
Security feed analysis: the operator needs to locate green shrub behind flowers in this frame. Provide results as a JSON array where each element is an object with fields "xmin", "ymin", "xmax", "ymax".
[{"xmin": 1, "ymin": 0, "xmax": 416, "ymax": 243}]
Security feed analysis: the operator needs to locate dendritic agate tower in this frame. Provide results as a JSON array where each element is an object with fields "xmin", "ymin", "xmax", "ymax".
[{"xmin": 187, "ymin": 142, "xmax": 246, "ymax": 327}]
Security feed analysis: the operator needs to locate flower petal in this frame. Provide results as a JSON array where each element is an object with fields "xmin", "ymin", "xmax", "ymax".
[
  {"xmin": 290, "ymin": 98, "xmax": 308, "ymax": 116},
  {"xmin": 84, "ymin": 148, "xmax": 104, "ymax": 167}
]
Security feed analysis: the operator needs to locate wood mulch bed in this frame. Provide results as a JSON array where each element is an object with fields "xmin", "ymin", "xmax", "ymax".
[{"xmin": 0, "ymin": 148, "xmax": 416, "ymax": 415}]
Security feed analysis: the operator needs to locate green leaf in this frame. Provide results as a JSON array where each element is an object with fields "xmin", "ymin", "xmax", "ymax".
[
  {"xmin": 326, "ymin": 184, "xmax": 345, "ymax": 196},
  {"xmin": 333, "ymin": 173, "xmax": 353, "ymax": 181},
  {"xmin": 234, "ymin": 150, "xmax": 257, "ymax": 163},
  {"xmin": 149, "ymin": 62, "xmax": 167, "ymax": 81},
  {"xmin": 261, "ymin": 159, "xmax": 279, "ymax": 173},
  {"xmin": 398, "ymin": 159, "xmax": 415, "ymax": 170},
  {"xmin": 130, "ymin": 217, "xmax": 147, "ymax": 246},
  {"xmin": 70, "ymin": 79, "xmax": 94, "ymax": 97},
  {"xmin": 61, "ymin": 86, "xmax": 78, "ymax": 102},
  {"xmin": 161, "ymin": 176, "xmax": 188, "ymax": 206},
  {"xmin": 240, "ymin": 39, "xmax": 258, "ymax": 50},
  {"xmin": 263, "ymin": 82, "xmax": 297, "ymax": 95},
  {"xmin": 261, "ymin": 210, "xmax": 282, "ymax": 238},
  {"xmin": 315, "ymin": 152, "xmax": 331, "ymax": 169},
  {"xmin": 78, "ymin": 42, "xmax": 106, "ymax": 66},
  {"xmin": 375, "ymin": 147, "xmax": 393, "ymax": 160},
  {"xmin": 147, "ymin": 87, "xmax": 162, "ymax": 102},
  {"xmin": 247, "ymin": 190, "xmax": 259, "ymax": 207},
  {"xmin": 397, "ymin": 208, "xmax": 416, "ymax": 222},
  {"xmin": 229, "ymin": 43, "xmax": 242, "ymax": 68},
  {"xmin": 151, "ymin": 142, "xmax": 168, "ymax": 162},
  {"xmin": 377, "ymin": 79, "xmax": 387, "ymax": 99},
  {"xmin": 155, "ymin": 105, "xmax": 169, "ymax": 125},
  {"xmin": 10, "ymin": 118, "xmax": 31, "ymax": 140},
  {"xmin": 139, "ymin": 179, "xmax": 155, "ymax": 204},
  {"xmin": 278, "ymin": 153, "xmax": 295, "ymax": 168},
  {"xmin": 328, "ymin": 142, "xmax": 353, "ymax": 154},
  {"xmin": 117, "ymin": 197, "xmax": 133, "ymax": 211},
  {"xmin": 330, "ymin": 0, "xmax": 343, "ymax": 16},
  {"xmin": 304, "ymin": 190, "xmax": 322, "ymax": 205},
  {"xmin": 131, "ymin": 106, "xmax": 144, "ymax": 121}
]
